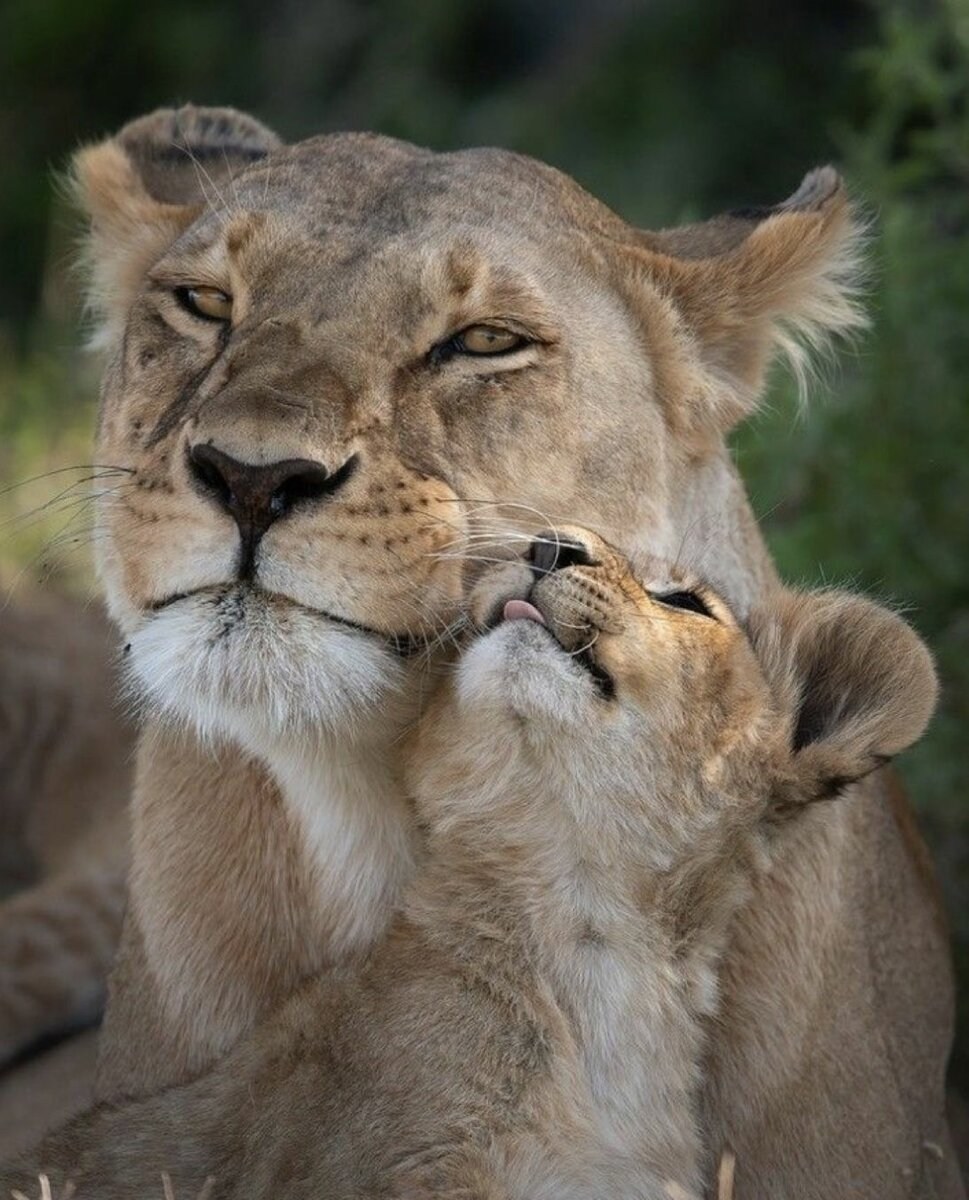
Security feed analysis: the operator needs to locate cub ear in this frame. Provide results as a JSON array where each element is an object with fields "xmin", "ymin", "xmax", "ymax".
[
  {"xmin": 616, "ymin": 168, "xmax": 867, "ymax": 440},
  {"xmin": 748, "ymin": 590, "xmax": 937, "ymax": 814},
  {"xmin": 72, "ymin": 104, "xmax": 280, "ymax": 344}
]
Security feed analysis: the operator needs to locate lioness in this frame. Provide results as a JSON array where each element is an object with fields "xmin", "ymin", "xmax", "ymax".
[
  {"xmin": 0, "ymin": 592, "xmax": 131, "ymax": 1064},
  {"xmin": 2, "ymin": 533, "xmax": 938, "ymax": 1199},
  {"xmin": 47, "ymin": 103, "xmax": 958, "ymax": 1195},
  {"xmin": 0, "ymin": 592, "xmax": 132, "ymax": 1160}
]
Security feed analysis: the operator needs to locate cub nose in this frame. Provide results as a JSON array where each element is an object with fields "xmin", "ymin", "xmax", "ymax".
[
  {"xmin": 527, "ymin": 532, "xmax": 594, "ymax": 576},
  {"xmin": 187, "ymin": 443, "xmax": 357, "ymax": 577}
]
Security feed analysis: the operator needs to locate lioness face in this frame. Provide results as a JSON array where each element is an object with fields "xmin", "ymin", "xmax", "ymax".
[
  {"xmin": 96, "ymin": 141, "xmax": 675, "ymax": 742},
  {"xmin": 76, "ymin": 107, "xmax": 862, "ymax": 744}
]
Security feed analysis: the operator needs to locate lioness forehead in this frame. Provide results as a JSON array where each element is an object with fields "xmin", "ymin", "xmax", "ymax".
[
  {"xmin": 219, "ymin": 132, "xmax": 626, "ymax": 242},
  {"xmin": 163, "ymin": 135, "xmax": 617, "ymax": 347}
]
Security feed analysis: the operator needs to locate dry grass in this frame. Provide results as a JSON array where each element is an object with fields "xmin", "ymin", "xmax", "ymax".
[
  {"xmin": 160, "ymin": 1173, "xmax": 216, "ymax": 1200},
  {"xmin": 10, "ymin": 1177, "xmax": 74, "ymax": 1200},
  {"xmin": 9, "ymin": 1175, "xmax": 216, "ymax": 1200},
  {"xmin": 12, "ymin": 1155, "xmax": 736, "ymax": 1200},
  {"xmin": 718, "ymin": 1150, "xmax": 736, "ymax": 1199},
  {"xmin": 665, "ymin": 1149, "xmax": 736, "ymax": 1200}
]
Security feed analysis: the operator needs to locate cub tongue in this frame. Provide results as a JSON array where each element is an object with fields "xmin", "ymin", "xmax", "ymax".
[{"xmin": 503, "ymin": 599, "xmax": 546, "ymax": 625}]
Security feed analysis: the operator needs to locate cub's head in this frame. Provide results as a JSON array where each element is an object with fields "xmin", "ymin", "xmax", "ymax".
[
  {"xmin": 74, "ymin": 104, "xmax": 864, "ymax": 746},
  {"xmin": 446, "ymin": 528, "xmax": 936, "ymax": 850}
]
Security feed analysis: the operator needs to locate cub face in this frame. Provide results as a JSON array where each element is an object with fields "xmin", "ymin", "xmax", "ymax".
[
  {"xmin": 449, "ymin": 527, "xmax": 937, "ymax": 854},
  {"xmin": 463, "ymin": 526, "xmax": 765, "ymax": 766}
]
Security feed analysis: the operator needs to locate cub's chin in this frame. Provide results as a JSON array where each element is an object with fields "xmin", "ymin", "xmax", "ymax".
[
  {"xmin": 456, "ymin": 620, "xmax": 601, "ymax": 728},
  {"xmin": 127, "ymin": 587, "xmax": 406, "ymax": 746}
]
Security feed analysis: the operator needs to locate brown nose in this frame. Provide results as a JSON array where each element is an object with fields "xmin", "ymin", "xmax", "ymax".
[
  {"xmin": 187, "ymin": 443, "xmax": 357, "ymax": 579},
  {"xmin": 528, "ymin": 532, "xmax": 594, "ymax": 577}
]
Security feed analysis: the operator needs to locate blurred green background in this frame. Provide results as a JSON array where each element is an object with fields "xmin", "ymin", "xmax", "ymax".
[{"xmin": 1, "ymin": 0, "xmax": 967, "ymax": 1090}]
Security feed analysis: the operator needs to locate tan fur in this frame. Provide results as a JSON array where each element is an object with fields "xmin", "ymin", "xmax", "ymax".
[
  {"xmin": 0, "ymin": 538, "xmax": 939, "ymax": 1198},
  {"xmin": 0, "ymin": 592, "xmax": 132, "ymax": 1071},
  {"xmin": 7, "ymin": 102, "xmax": 954, "ymax": 1194}
]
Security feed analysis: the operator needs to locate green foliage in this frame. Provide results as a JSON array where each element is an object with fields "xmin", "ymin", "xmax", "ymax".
[
  {"xmin": 0, "ymin": 349, "xmax": 96, "ymax": 592},
  {"xmin": 737, "ymin": 0, "xmax": 969, "ymax": 1081}
]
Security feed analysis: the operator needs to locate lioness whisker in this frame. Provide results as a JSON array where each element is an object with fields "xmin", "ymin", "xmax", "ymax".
[
  {"xmin": 424, "ymin": 525, "xmax": 544, "ymax": 550},
  {"xmin": 430, "ymin": 553, "xmax": 523, "ymax": 569},
  {"xmin": 415, "ymin": 510, "xmax": 503, "ymax": 537},
  {"xmin": 0, "ymin": 464, "xmax": 134, "ymax": 499},
  {"xmin": 439, "ymin": 495, "xmax": 583, "ymax": 530},
  {"xmin": 412, "ymin": 616, "xmax": 469, "ymax": 666},
  {"xmin": 0, "ymin": 498, "xmax": 136, "ymax": 550},
  {"xmin": 367, "ymin": 586, "xmax": 468, "ymax": 665},
  {"xmin": 434, "ymin": 530, "xmax": 538, "ymax": 548},
  {"xmin": 0, "ymin": 482, "xmax": 138, "ymax": 535}
]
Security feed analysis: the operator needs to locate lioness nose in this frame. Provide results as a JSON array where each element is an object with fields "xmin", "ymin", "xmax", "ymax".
[
  {"xmin": 528, "ymin": 533, "xmax": 594, "ymax": 576},
  {"xmin": 188, "ymin": 443, "xmax": 357, "ymax": 575}
]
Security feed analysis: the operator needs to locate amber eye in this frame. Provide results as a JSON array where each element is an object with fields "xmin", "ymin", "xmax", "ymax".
[
  {"xmin": 429, "ymin": 323, "xmax": 532, "ymax": 366},
  {"xmin": 175, "ymin": 286, "xmax": 233, "ymax": 322},
  {"xmin": 457, "ymin": 325, "xmax": 525, "ymax": 355}
]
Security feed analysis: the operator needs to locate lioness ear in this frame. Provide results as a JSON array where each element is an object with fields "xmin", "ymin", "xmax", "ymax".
[
  {"xmin": 749, "ymin": 590, "xmax": 937, "ymax": 814},
  {"xmin": 72, "ymin": 104, "xmax": 280, "ymax": 344},
  {"xmin": 618, "ymin": 168, "xmax": 867, "ymax": 440}
]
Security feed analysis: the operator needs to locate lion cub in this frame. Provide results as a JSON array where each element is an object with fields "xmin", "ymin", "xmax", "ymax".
[{"xmin": 5, "ymin": 530, "xmax": 936, "ymax": 1199}]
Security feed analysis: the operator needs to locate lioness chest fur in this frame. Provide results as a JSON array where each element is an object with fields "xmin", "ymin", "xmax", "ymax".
[{"xmin": 5, "ymin": 531, "xmax": 938, "ymax": 1199}]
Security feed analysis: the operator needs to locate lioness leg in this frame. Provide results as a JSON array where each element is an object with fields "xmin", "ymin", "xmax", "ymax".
[{"xmin": 0, "ymin": 867, "xmax": 125, "ymax": 1067}]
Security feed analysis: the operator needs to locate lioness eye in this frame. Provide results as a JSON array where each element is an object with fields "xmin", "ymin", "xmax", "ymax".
[
  {"xmin": 175, "ymin": 286, "xmax": 233, "ymax": 322},
  {"xmin": 654, "ymin": 590, "xmax": 715, "ymax": 619},
  {"xmin": 456, "ymin": 325, "xmax": 526, "ymax": 355}
]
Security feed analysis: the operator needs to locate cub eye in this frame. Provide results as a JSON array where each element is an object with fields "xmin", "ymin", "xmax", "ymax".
[
  {"xmin": 654, "ymin": 589, "xmax": 715, "ymax": 619},
  {"xmin": 175, "ymin": 286, "xmax": 233, "ymax": 323},
  {"xmin": 457, "ymin": 325, "xmax": 525, "ymax": 355}
]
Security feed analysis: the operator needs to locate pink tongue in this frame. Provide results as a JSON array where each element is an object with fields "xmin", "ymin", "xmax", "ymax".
[{"xmin": 503, "ymin": 599, "xmax": 546, "ymax": 625}]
